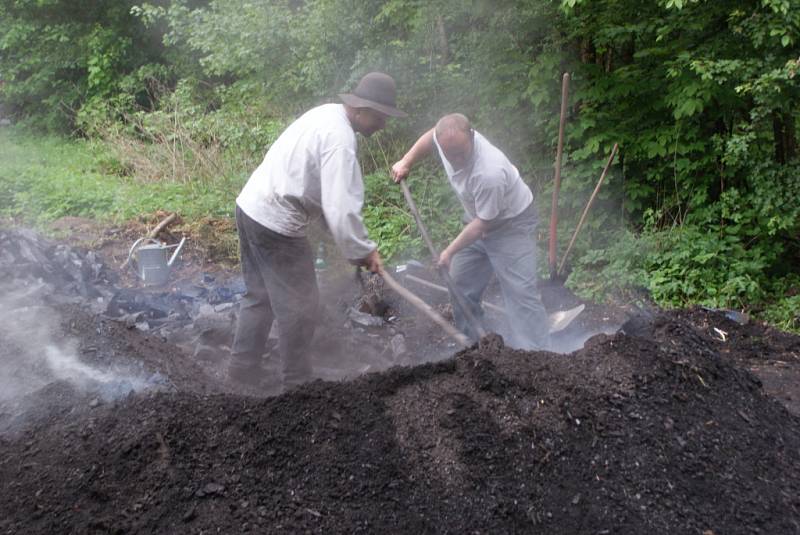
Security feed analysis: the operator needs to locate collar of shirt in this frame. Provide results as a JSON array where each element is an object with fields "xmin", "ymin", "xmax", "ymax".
[{"xmin": 433, "ymin": 130, "xmax": 478, "ymax": 179}]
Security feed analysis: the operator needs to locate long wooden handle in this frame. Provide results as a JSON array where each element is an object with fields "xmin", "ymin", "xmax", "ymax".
[
  {"xmin": 399, "ymin": 180, "xmax": 437, "ymax": 258},
  {"xmin": 558, "ymin": 143, "xmax": 618, "ymax": 276},
  {"xmin": 548, "ymin": 72, "xmax": 570, "ymax": 277},
  {"xmin": 380, "ymin": 269, "xmax": 470, "ymax": 347},
  {"xmin": 399, "ymin": 180, "xmax": 486, "ymax": 338},
  {"xmin": 404, "ymin": 273, "xmax": 505, "ymax": 314},
  {"xmin": 148, "ymin": 212, "xmax": 178, "ymax": 239}
]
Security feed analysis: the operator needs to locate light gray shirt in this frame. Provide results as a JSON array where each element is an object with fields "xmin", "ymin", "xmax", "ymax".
[
  {"xmin": 236, "ymin": 103, "xmax": 376, "ymax": 260},
  {"xmin": 433, "ymin": 130, "xmax": 533, "ymax": 222}
]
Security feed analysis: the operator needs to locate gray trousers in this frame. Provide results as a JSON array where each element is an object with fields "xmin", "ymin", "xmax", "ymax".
[
  {"xmin": 231, "ymin": 206, "xmax": 318, "ymax": 385},
  {"xmin": 449, "ymin": 204, "xmax": 550, "ymax": 350}
]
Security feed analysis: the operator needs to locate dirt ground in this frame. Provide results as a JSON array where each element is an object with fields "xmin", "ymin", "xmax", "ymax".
[{"xmin": 1, "ymin": 222, "xmax": 799, "ymax": 534}]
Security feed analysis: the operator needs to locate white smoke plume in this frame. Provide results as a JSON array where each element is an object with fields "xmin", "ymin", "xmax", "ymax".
[{"xmin": 0, "ymin": 281, "xmax": 156, "ymax": 406}]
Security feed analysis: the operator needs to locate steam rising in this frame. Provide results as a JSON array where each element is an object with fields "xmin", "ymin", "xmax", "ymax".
[{"xmin": 0, "ymin": 281, "xmax": 161, "ymax": 411}]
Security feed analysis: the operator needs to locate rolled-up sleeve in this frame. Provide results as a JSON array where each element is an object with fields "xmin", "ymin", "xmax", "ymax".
[{"xmin": 319, "ymin": 144, "xmax": 377, "ymax": 261}]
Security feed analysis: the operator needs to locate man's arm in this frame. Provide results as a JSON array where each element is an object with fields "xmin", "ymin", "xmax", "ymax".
[
  {"xmin": 391, "ymin": 128, "xmax": 435, "ymax": 182},
  {"xmin": 319, "ymin": 144, "xmax": 383, "ymax": 272},
  {"xmin": 439, "ymin": 179, "xmax": 506, "ymax": 268},
  {"xmin": 438, "ymin": 218, "xmax": 490, "ymax": 269}
]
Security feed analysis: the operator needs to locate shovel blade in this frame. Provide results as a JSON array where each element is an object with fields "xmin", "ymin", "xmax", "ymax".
[{"xmin": 548, "ymin": 304, "xmax": 585, "ymax": 334}]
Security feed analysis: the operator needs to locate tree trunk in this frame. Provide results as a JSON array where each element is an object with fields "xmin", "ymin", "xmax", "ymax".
[
  {"xmin": 580, "ymin": 38, "xmax": 595, "ymax": 64},
  {"xmin": 773, "ymin": 111, "xmax": 797, "ymax": 164},
  {"xmin": 436, "ymin": 15, "xmax": 449, "ymax": 65}
]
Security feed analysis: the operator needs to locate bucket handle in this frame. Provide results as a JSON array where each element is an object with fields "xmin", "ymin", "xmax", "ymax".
[{"xmin": 167, "ymin": 237, "xmax": 187, "ymax": 267}]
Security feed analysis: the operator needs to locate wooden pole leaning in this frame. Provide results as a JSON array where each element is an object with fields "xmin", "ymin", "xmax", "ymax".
[
  {"xmin": 380, "ymin": 269, "xmax": 470, "ymax": 347},
  {"xmin": 548, "ymin": 72, "xmax": 570, "ymax": 278},
  {"xmin": 398, "ymin": 179, "xmax": 487, "ymax": 339},
  {"xmin": 557, "ymin": 143, "xmax": 619, "ymax": 277}
]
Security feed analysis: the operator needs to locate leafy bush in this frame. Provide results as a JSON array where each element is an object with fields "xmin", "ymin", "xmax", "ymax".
[
  {"xmin": 645, "ymin": 225, "xmax": 769, "ymax": 309},
  {"xmin": 566, "ymin": 230, "xmax": 652, "ymax": 304},
  {"xmin": 81, "ymin": 78, "xmax": 285, "ymax": 187},
  {"xmin": 0, "ymin": 0, "xmax": 167, "ymax": 132},
  {"xmin": 362, "ymin": 166, "xmax": 462, "ymax": 263},
  {"xmin": 761, "ymin": 291, "xmax": 800, "ymax": 334}
]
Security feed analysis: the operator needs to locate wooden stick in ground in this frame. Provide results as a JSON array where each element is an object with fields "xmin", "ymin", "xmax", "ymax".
[
  {"xmin": 398, "ymin": 180, "xmax": 487, "ymax": 338},
  {"xmin": 148, "ymin": 212, "xmax": 178, "ymax": 239},
  {"xmin": 548, "ymin": 72, "xmax": 570, "ymax": 278},
  {"xmin": 404, "ymin": 274, "xmax": 506, "ymax": 314},
  {"xmin": 558, "ymin": 143, "xmax": 619, "ymax": 277},
  {"xmin": 380, "ymin": 269, "xmax": 470, "ymax": 347}
]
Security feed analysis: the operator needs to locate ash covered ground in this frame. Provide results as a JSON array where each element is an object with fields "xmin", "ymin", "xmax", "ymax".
[{"xmin": 0, "ymin": 227, "xmax": 799, "ymax": 534}]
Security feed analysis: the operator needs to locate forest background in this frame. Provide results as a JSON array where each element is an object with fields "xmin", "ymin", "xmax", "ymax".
[{"xmin": 0, "ymin": 0, "xmax": 798, "ymax": 331}]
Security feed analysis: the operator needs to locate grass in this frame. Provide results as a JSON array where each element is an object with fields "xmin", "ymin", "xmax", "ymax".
[
  {"xmin": 0, "ymin": 126, "xmax": 465, "ymax": 263},
  {"xmin": 0, "ymin": 127, "xmax": 241, "ymax": 227}
]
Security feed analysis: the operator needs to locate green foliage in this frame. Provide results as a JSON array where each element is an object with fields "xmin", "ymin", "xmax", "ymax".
[
  {"xmin": 361, "ymin": 166, "xmax": 462, "ymax": 263},
  {"xmin": 0, "ymin": 0, "xmax": 166, "ymax": 132},
  {"xmin": 550, "ymin": 0, "xmax": 800, "ymax": 335},
  {"xmin": 760, "ymin": 278, "xmax": 800, "ymax": 333},
  {"xmin": 0, "ymin": 129, "xmax": 116, "ymax": 222},
  {"xmin": 127, "ymin": 0, "xmax": 562, "ymax": 169},
  {"xmin": 566, "ymin": 230, "xmax": 652, "ymax": 304},
  {"xmin": 362, "ymin": 201, "xmax": 421, "ymax": 262},
  {"xmin": 78, "ymin": 77, "xmax": 285, "ymax": 186},
  {"xmin": 568, "ymin": 221, "xmax": 799, "ymax": 332},
  {"xmin": 570, "ymin": 163, "xmax": 800, "ymax": 311},
  {"xmin": 556, "ymin": 0, "xmax": 800, "ymax": 227},
  {"xmin": 646, "ymin": 226, "xmax": 768, "ymax": 309}
]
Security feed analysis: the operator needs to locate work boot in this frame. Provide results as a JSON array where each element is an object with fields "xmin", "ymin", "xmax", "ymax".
[
  {"xmin": 283, "ymin": 361, "xmax": 314, "ymax": 391},
  {"xmin": 227, "ymin": 353, "xmax": 269, "ymax": 388}
]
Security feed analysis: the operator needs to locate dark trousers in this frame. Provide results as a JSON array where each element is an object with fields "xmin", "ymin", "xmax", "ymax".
[{"xmin": 231, "ymin": 206, "xmax": 318, "ymax": 385}]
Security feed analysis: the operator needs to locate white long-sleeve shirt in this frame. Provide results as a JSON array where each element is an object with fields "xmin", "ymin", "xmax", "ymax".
[{"xmin": 236, "ymin": 104, "xmax": 376, "ymax": 260}]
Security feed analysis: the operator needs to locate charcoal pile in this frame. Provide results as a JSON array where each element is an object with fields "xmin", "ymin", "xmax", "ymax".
[
  {"xmin": 0, "ymin": 229, "xmax": 217, "ymax": 430},
  {"xmin": 1, "ymin": 309, "xmax": 798, "ymax": 534},
  {"xmin": 0, "ymin": 228, "xmax": 117, "ymax": 305},
  {"xmin": 0, "ymin": 228, "xmax": 436, "ymax": 389},
  {"xmin": 677, "ymin": 306, "xmax": 800, "ymax": 416}
]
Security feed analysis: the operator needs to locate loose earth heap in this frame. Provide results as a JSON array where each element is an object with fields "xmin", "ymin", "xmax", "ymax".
[{"xmin": 0, "ymin": 228, "xmax": 799, "ymax": 534}]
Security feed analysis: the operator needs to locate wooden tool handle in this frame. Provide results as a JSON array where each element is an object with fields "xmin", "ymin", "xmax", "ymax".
[
  {"xmin": 558, "ymin": 143, "xmax": 618, "ymax": 276},
  {"xmin": 549, "ymin": 72, "xmax": 570, "ymax": 277},
  {"xmin": 398, "ymin": 180, "xmax": 486, "ymax": 338},
  {"xmin": 380, "ymin": 269, "xmax": 470, "ymax": 347}
]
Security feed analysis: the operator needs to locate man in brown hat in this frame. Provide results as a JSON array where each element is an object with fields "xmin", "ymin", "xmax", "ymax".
[{"xmin": 231, "ymin": 72, "xmax": 406, "ymax": 390}]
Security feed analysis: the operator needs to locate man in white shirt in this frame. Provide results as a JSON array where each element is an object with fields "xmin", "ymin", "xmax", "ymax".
[
  {"xmin": 391, "ymin": 113, "xmax": 549, "ymax": 350},
  {"xmin": 231, "ymin": 72, "xmax": 406, "ymax": 389}
]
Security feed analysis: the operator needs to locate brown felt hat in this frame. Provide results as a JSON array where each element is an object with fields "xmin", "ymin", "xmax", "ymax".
[{"xmin": 339, "ymin": 72, "xmax": 407, "ymax": 118}]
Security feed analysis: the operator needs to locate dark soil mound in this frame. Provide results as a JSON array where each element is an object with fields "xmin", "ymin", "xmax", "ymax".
[
  {"xmin": 677, "ymin": 306, "xmax": 800, "ymax": 415},
  {"xmin": 2, "ymin": 312, "xmax": 799, "ymax": 534}
]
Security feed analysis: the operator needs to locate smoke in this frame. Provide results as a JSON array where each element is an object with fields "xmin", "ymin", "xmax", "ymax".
[
  {"xmin": 0, "ymin": 281, "xmax": 163, "ymax": 413},
  {"xmin": 550, "ymin": 326, "xmax": 619, "ymax": 354}
]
